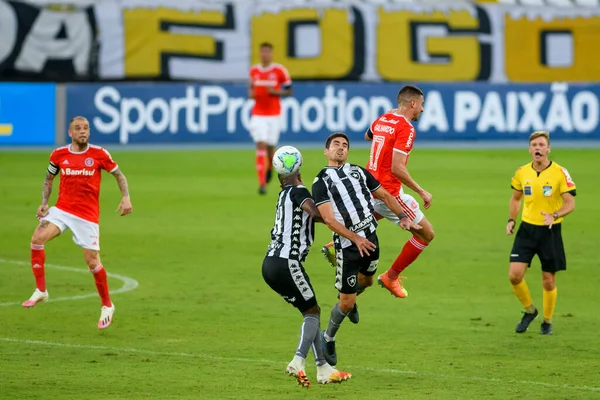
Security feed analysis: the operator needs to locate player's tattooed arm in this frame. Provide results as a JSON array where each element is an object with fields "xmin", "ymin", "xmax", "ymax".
[
  {"xmin": 41, "ymin": 172, "xmax": 55, "ymax": 206},
  {"xmin": 112, "ymin": 169, "xmax": 130, "ymax": 197},
  {"xmin": 37, "ymin": 172, "xmax": 55, "ymax": 219},
  {"xmin": 112, "ymin": 169, "xmax": 133, "ymax": 216}
]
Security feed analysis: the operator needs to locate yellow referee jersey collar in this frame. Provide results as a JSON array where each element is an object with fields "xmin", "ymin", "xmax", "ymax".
[{"xmin": 530, "ymin": 160, "xmax": 553, "ymax": 175}]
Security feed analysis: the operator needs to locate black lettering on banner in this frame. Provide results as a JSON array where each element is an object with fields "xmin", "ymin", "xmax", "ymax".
[
  {"xmin": 287, "ymin": 20, "xmax": 318, "ymax": 59},
  {"xmin": 252, "ymin": 6, "xmax": 364, "ymax": 80},
  {"xmin": 408, "ymin": 7, "xmax": 491, "ymax": 81},
  {"xmin": 539, "ymin": 29, "xmax": 571, "ymax": 67},
  {"xmin": 504, "ymin": 12, "xmax": 600, "ymax": 82},
  {"xmin": 378, "ymin": 6, "xmax": 491, "ymax": 82},
  {"xmin": 159, "ymin": 4, "xmax": 234, "ymax": 64},
  {"xmin": 0, "ymin": 0, "xmax": 96, "ymax": 80},
  {"xmin": 123, "ymin": 5, "xmax": 236, "ymax": 78}
]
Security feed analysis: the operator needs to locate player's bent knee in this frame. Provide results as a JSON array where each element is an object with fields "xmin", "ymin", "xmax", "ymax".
[
  {"xmin": 30, "ymin": 232, "xmax": 45, "ymax": 245},
  {"xmin": 303, "ymin": 304, "xmax": 321, "ymax": 317},
  {"xmin": 509, "ymin": 271, "xmax": 524, "ymax": 285},
  {"xmin": 542, "ymin": 281, "xmax": 555, "ymax": 291},
  {"xmin": 31, "ymin": 224, "xmax": 59, "ymax": 245},
  {"xmin": 424, "ymin": 228, "xmax": 435, "ymax": 243},
  {"xmin": 542, "ymin": 273, "xmax": 555, "ymax": 290},
  {"xmin": 509, "ymin": 263, "xmax": 527, "ymax": 285},
  {"xmin": 415, "ymin": 223, "xmax": 435, "ymax": 243},
  {"xmin": 83, "ymin": 250, "xmax": 101, "ymax": 269},
  {"xmin": 338, "ymin": 295, "xmax": 356, "ymax": 313},
  {"xmin": 509, "ymin": 276, "xmax": 522, "ymax": 285},
  {"xmin": 358, "ymin": 274, "xmax": 374, "ymax": 287}
]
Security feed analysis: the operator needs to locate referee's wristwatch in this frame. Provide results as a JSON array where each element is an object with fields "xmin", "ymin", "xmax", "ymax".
[{"xmin": 552, "ymin": 212, "xmax": 559, "ymax": 220}]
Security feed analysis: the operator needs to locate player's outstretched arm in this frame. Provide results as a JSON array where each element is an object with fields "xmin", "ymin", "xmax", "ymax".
[
  {"xmin": 507, "ymin": 190, "xmax": 523, "ymax": 235},
  {"xmin": 112, "ymin": 169, "xmax": 132, "ymax": 216},
  {"xmin": 301, "ymin": 199, "xmax": 324, "ymax": 223},
  {"xmin": 37, "ymin": 172, "xmax": 55, "ymax": 218},
  {"xmin": 372, "ymin": 187, "xmax": 422, "ymax": 231},
  {"xmin": 391, "ymin": 151, "xmax": 432, "ymax": 209},
  {"xmin": 316, "ymin": 202, "xmax": 376, "ymax": 257}
]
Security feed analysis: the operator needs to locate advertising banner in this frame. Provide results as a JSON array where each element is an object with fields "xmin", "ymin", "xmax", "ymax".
[
  {"xmin": 66, "ymin": 82, "xmax": 600, "ymax": 144},
  {"xmin": 0, "ymin": 83, "xmax": 56, "ymax": 145}
]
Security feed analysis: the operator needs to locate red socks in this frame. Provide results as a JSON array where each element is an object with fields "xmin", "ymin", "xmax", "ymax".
[
  {"xmin": 31, "ymin": 243, "xmax": 46, "ymax": 292},
  {"xmin": 387, "ymin": 236, "xmax": 428, "ymax": 280},
  {"xmin": 31, "ymin": 242, "xmax": 111, "ymax": 308},
  {"xmin": 256, "ymin": 149, "xmax": 267, "ymax": 186},
  {"xmin": 91, "ymin": 265, "xmax": 112, "ymax": 307}
]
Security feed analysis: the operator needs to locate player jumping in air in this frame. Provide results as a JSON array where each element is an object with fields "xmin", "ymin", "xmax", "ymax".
[
  {"xmin": 22, "ymin": 116, "xmax": 132, "ymax": 330},
  {"xmin": 248, "ymin": 42, "xmax": 293, "ymax": 195},
  {"xmin": 313, "ymin": 133, "xmax": 421, "ymax": 366},
  {"xmin": 321, "ymin": 86, "xmax": 435, "ymax": 301}
]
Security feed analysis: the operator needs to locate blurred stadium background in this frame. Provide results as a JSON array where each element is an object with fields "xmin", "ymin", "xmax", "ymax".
[{"xmin": 1, "ymin": 1, "xmax": 600, "ymax": 399}]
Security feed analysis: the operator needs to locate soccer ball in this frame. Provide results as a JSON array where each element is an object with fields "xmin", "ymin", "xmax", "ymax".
[{"xmin": 273, "ymin": 146, "xmax": 303, "ymax": 176}]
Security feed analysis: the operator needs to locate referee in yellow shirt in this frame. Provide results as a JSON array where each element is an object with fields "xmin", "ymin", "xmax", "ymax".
[{"xmin": 506, "ymin": 131, "xmax": 576, "ymax": 335}]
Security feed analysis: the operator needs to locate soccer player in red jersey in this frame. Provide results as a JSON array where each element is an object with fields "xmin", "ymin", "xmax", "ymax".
[
  {"xmin": 22, "ymin": 116, "xmax": 132, "ymax": 329},
  {"xmin": 321, "ymin": 86, "xmax": 435, "ymax": 301},
  {"xmin": 367, "ymin": 86, "xmax": 435, "ymax": 298},
  {"xmin": 248, "ymin": 42, "xmax": 292, "ymax": 195}
]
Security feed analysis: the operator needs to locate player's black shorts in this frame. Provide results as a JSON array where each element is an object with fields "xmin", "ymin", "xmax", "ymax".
[
  {"xmin": 262, "ymin": 256, "xmax": 317, "ymax": 313},
  {"xmin": 333, "ymin": 231, "xmax": 380, "ymax": 294},
  {"xmin": 510, "ymin": 222, "xmax": 566, "ymax": 273}
]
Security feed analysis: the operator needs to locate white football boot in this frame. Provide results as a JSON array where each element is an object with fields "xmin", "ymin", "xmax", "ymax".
[
  {"xmin": 98, "ymin": 303, "xmax": 115, "ymax": 329},
  {"xmin": 285, "ymin": 355, "xmax": 310, "ymax": 388},
  {"xmin": 21, "ymin": 289, "xmax": 49, "ymax": 308},
  {"xmin": 317, "ymin": 363, "xmax": 352, "ymax": 384}
]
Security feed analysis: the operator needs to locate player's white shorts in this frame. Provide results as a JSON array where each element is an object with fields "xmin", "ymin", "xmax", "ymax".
[
  {"xmin": 374, "ymin": 187, "xmax": 424, "ymax": 225},
  {"xmin": 250, "ymin": 115, "xmax": 281, "ymax": 146},
  {"xmin": 41, "ymin": 206, "xmax": 100, "ymax": 251}
]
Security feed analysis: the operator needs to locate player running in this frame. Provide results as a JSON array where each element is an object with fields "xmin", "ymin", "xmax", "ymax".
[
  {"xmin": 322, "ymin": 86, "xmax": 435, "ymax": 300},
  {"xmin": 249, "ymin": 42, "xmax": 293, "ymax": 195},
  {"xmin": 262, "ymin": 158, "xmax": 351, "ymax": 386},
  {"xmin": 313, "ymin": 133, "xmax": 421, "ymax": 366},
  {"xmin": 22, "ymin": 116, "xmax": 132, "ymax": 330}
]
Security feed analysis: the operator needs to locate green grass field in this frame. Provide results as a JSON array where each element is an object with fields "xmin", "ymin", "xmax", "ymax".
[{"xmin": 1, "ymin": 148, "xmax": 599, "ymax": 400}]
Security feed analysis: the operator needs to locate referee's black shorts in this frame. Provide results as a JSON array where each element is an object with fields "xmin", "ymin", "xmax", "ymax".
[
  {"xmin": 262, "ymin": 256, "xmax": 317, "ymax": 313},
  {"xmin": 510, "ymin": 221, "xmax": 566, "ymax": 273}
]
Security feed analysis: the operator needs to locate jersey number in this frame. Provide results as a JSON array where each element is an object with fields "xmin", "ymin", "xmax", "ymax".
[{"xmin": 368, "ymin": 136, "xmax": 386, "ymax": 171}]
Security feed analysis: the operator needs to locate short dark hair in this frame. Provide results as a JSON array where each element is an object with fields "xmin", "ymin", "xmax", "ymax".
[
  {"xmin": 69, "ymin": 116, "xmax": 88, "ymax": 127},
  {"xmin": 397, "ymin": 85, "xmax": 424, "ymax": 104},
  {"xmin": 260, "ymin": 42, "xmax": 273, "ymax": 49},
  {"xmin": 325, "ymin": 132, "xmax": 350, "ymax": 149}
]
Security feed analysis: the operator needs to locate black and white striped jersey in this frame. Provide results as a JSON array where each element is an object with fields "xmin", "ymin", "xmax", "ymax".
[
  {"xmin": 266, "ymin": 185, "xmax": 315, "ymax": 262},
  {"xmin": 312, "ymin": 163, "xmax": 381, "ymax": 249}
]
